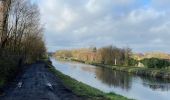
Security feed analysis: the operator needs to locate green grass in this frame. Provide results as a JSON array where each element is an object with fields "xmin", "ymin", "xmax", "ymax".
[
  {"xmin": 111, "ymin": 66, "xmax": 170, "ymax": 79},
  {"xmin": 48, "ymin": 65, "xmax": 132, "ymax": 100}
]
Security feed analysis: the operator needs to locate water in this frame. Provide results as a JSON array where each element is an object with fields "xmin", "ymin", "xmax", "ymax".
[{"xmin": 51, "ymin": 58, "xmax": 170, "ymax": 100}]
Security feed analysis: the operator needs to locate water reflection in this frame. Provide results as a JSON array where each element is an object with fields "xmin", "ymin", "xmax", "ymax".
[
  {"xmin": 95, "ymin": 67, "xmax": 132, "ymax": 91},
  {"xmin": 141, "ymin": 76, "xmax": 170, "ymax": 91}
]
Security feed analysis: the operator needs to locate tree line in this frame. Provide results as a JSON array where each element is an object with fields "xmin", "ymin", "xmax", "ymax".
[
  {"xmin": 99, "ymin": 46, "xmax": 135, "ymax": 66},
  {"xmin": 55, "ymin": 46, "xmax": 137, "ymax": 66},
  {"xmin": 55, "ymin": 46, "xmax": 170, "ymax": 69}
]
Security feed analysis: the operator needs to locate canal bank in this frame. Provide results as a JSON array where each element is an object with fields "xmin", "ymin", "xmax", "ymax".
[{"xmin": 91, "ymin": 63, "xmax": 170, "ymax": 80}]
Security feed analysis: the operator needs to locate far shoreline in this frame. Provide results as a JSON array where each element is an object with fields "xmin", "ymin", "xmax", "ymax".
[{"xmin": 55, "ymin": 57, "xmax": 170, "ymax": 80}]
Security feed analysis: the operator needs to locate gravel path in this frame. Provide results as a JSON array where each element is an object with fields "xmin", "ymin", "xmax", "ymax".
[{"xmin": 0, "ymin": 62, "xmax": 83, "ymax": 100}]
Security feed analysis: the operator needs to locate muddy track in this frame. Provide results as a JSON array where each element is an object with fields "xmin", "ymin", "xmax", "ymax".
[{"xmin": 0, "ymin": 62, "xmax": 83, "ymax": 100}]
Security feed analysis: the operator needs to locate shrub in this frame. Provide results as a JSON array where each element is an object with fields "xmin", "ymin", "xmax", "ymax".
[
  {"xmin": 141, "ymin": 58, "xmax": 170, "ymax": 68},
  {"xmin": 128, "ymin": 58, "xmax": 138, "ymax": 66},
  {"xmin": 0, "ymin": 58, "xmax": 18, "ymax": 88}
]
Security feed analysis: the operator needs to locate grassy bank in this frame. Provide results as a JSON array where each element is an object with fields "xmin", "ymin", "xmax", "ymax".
[
  {"xmin": 47, "ymin": 63, "xmax": 132, "ymax": 100},
  {"xmin": 72, "ymin": 58, "xmax": 170, "ymax": 80},
  {"xmin": 111, "ymin": 66, "xmax": 170, "ymax": 79},
  {"xmin": 89, "ymin": 62, "xmax": 170, "ymax": 79}
]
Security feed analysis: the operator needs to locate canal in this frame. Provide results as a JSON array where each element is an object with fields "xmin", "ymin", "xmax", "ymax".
[{"xmin": 51, "ymin": 58, "xmax": 170, "ymax": 100}]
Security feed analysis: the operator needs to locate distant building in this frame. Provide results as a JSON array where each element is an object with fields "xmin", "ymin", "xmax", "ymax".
[
  {"xmin": 78, "ymin": 51, "xmax": 97, "ymax": 62},
  {"xmin": 137, "ymin": 62, "xmax": 144, "ymax": 67},
  {"xmin": 74, "ymin": 48, "xmax": 101, "ymax": 63}
]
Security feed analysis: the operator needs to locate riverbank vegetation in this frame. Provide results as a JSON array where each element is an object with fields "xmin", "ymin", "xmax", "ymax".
[
  {"xmin": 141, "ymin": 58, "xmax": 170, "ymax": 69},
  {"xmin": 111, "ymin": 66, "xmax": 170, "ymax": 79},
  {"xmin": 0, "ymin": 0, "xmax": 46, "ymax": 90},
  {"xmin": 48, "ymin": 64, "xmax": 132, "ymax": 100},
  {"xmin": 54, "ymin": 46, "xmax": 170, "ymax": 79},
  {"xmin": 55, "ymin": 46, "xmax": 137, "ymax": 66}
]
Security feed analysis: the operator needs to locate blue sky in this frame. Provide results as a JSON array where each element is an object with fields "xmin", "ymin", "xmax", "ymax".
[{"xmin": 32, "ymin": 0, "xmax": 170, "ymax": 53}]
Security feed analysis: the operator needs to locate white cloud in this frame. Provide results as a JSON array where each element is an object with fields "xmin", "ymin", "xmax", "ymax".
[
  {"xmin": 40, "ymin": 0, "xmax": 79, "ymax": 32},
  {"xmin": 150, "ymin": 22, "xmax": 170, "ymax": 33},
  {"xmin": 86, "ymin": 0, "xmax": 101, "ymax": 13},
  {"xmin": 56, "ymin": 7, "xmax": 78, "ymax": 31},
  {"xmin": 38, "ymin": 0, "xmax": 170, "ymax": 53},
  {"xmin": 152, "ymin": 38, "xmax": 162, "ymax": 44},
  {"xmin": 85, "ymin": 0, "xmax": 136, "ymax": 13},
  {"xmin": 127, "ymin": 8, "xmax": 165, "ymax": 24}
]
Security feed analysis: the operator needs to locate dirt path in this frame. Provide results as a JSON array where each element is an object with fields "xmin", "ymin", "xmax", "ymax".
[{"xmin": 0, "ymin": 62, "xmax": 83, "ymax": 100}]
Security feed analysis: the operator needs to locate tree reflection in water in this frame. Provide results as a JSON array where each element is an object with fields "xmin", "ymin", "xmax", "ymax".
[
  {"xmin": 141, "ymin": 76, "xmax": 170, "ymax": 91},
  {"xmin": 94, "ymin": 67, "xmax": 132, "ymax": 91},
  {"xmin": 89, "ymin": 65, "xmax": 170, "ymax": 92}
]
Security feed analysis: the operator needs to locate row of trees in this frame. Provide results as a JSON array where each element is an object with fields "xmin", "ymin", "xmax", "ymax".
[
  {"xmin": 55, "ymin": 47, "xmax": 170, "ymax": 69},
  {"xmin": 99, "ymin": 46, "xmax": 134, "ymax": 66},
  {"xmin": 0, "ymin": 0, "xmax": 46, "ymax": 62},
  {"xmin": 55, "ymin": 46, "xmax": 137, "ymax": 66}
]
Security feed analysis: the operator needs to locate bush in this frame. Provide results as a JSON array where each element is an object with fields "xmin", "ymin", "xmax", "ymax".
[
  {"xmin": 0, "ymin": 58, "xmax": 18, "ymax": 88},
  {"xmin": 141, "ymin": 58, "xmax": 170, "ymax": 68},
  {"xmin": 128, "ymin": 58, "xmax": 138, "ymax": 66}
]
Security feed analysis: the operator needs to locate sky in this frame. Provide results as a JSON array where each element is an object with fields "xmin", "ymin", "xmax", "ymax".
[{"xmin": 32, "ymin": 0, "xmax": 170, "ymax": 53}]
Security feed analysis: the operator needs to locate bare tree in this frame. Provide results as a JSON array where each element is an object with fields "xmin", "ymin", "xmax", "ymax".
[{"xmin": 0, "ymin": 0, "xmax": 46, "ymax": 62}]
